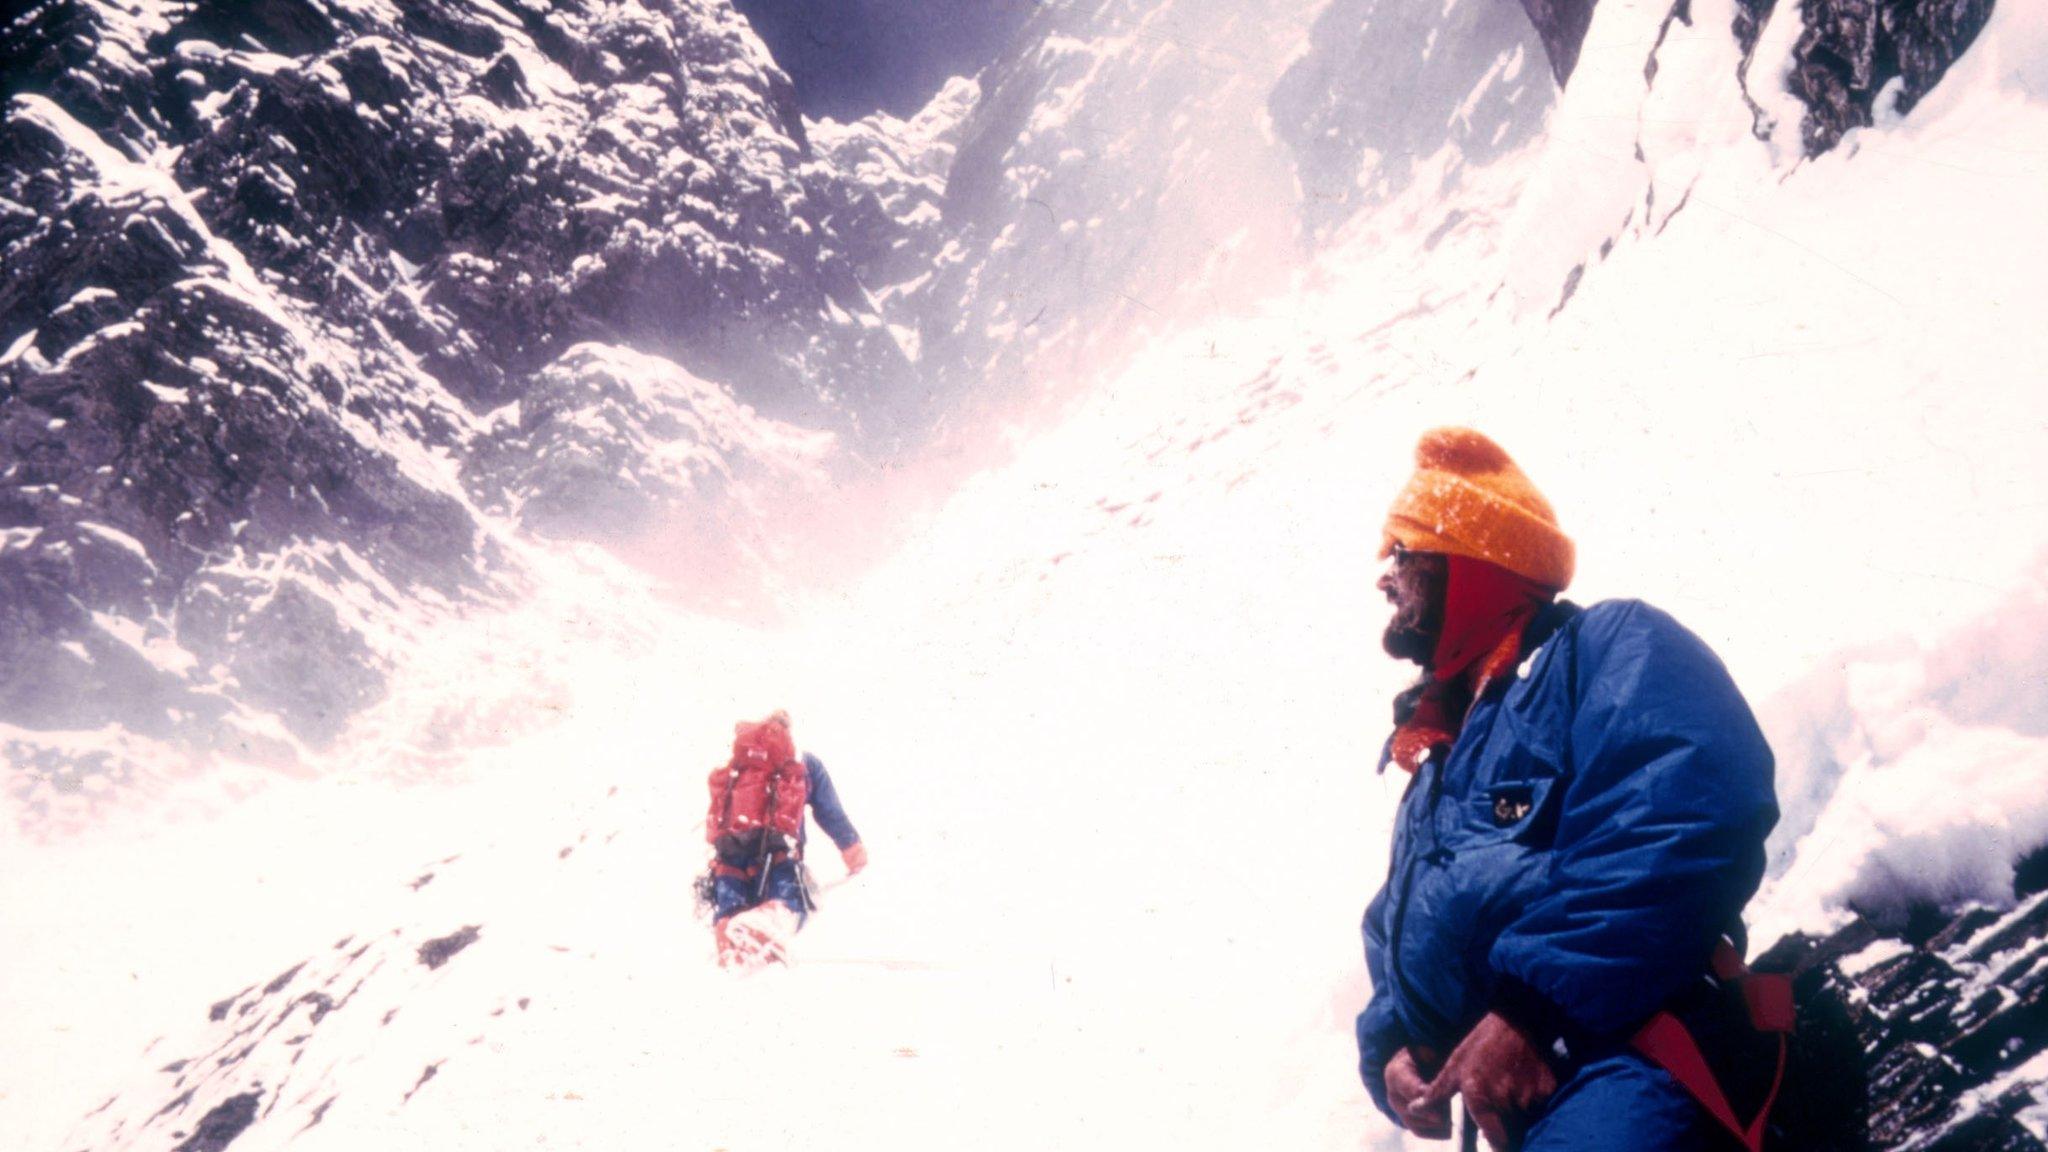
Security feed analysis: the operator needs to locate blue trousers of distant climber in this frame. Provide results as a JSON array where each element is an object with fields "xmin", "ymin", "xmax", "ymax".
[{"xmin": 710, "ymin": 858, "xmax": 806, "ymax": 923}]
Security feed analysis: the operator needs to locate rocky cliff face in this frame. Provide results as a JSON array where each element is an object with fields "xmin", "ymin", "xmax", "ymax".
[
  {"xmin": 1270, "ymin": 0, "xmax": 1557, "ymax": 241},
  {"xmin": 0, "ymin": 0, "xmax": 959, "ymax": 804},
  {"xmin": 803, "ymin": 76, "xmax": 976, "ymax": 318},
  {"xmin": 1, "ymin": 0, "xmax": 918, "ymax": 425},
  {"xmin": 1775, "ymin": 0, "xmax": 1998, "ymax": 154},
  {"xmin": 1406, "ymin": 0, "xmax": 1999, "ymax": 157},
  {"xmin": 893, "ymin": 0, "xmax": 1310, "ymax": 429}
]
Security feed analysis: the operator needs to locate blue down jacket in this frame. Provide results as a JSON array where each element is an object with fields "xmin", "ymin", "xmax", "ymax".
[
  {"xmin": 799, "ymin": 753, "xmax": 862, "ymax": 855},
  {"xmin": 1357, "ymin": 600, "xmax": 1777, "ymax": 1124}
]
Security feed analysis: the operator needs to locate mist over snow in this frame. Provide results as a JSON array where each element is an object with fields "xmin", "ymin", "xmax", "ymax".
[{"xmin": 3, "ymin": 0, "xmax": 2046, "ymax": 1149}]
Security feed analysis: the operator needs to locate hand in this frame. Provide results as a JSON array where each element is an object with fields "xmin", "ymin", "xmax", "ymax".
[
  {"xmin": 840, "ymin": 841, "xmax": 868, "ymax": 875},
  {"xmin": 1385, "ymin": 1047, "xmax": 1452, "ymax": 1139},
  {"xmin": 1418, "ymin": 1013, "xmax": 1559, "ymax": 1151}
]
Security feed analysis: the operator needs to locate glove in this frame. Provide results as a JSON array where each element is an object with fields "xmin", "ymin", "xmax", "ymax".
[{"xmin": 840, "ymin": 841, "xmax": 868, "ymax": 875}]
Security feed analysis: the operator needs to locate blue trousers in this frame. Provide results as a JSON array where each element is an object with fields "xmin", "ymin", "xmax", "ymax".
[
  {"xmin": 711, "ymin": 859, "xmax": 807, "ymax": 923},
  {"xmin": 1522, "ymin": 1051, "xmax": 1717, "ymax": 1151}
]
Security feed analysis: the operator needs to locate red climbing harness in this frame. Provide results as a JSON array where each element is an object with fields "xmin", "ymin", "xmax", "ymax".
[{"xmin": 1632, "ymin": 939, "xmax": 1795, "ymax": 1152}]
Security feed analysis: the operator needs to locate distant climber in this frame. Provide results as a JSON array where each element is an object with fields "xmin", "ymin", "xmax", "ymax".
[
  {"xmin": 701, "ymin": 710, "xmax": 867, "ymax": 968},
  {"xmin": 1356, "ymin": 428, "xmax": 1784, "ymax": 1150}
]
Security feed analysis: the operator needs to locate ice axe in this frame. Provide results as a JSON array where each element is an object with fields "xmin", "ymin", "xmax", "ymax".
[
  {"xmin": 748, "ymin": 830, "xmax": 785, "ymax": 905},
  {"xmin": 748, "ymin": 767, "xmax": 789, "ymax": 905}
]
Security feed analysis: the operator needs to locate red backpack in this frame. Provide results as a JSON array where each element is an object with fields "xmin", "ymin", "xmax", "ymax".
[{"xmin": 706, "ymin": 719, "xmax": 808, "ymax": 869}]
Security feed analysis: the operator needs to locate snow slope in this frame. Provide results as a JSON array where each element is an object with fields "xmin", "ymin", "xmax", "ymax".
[{"xmin": 6, "ymin": 0, "xmax": 2048, "ymax": 1150}]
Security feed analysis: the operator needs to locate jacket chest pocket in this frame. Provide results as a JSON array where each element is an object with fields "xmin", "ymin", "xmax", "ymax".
[
  {"xmin": 1447, "ymin": 739, "xmax": 1565, "ymax": 850},
  {"xmin": 1471, "ymin": 775, "xmax": 1559, "ymax": 845},
  {"xmin": 1487, "ymin": 784, "xmax": 1540, "ymax": 828},
  {"xmin": 1449, "ymin": 770, "xmax": 1556, "ymax": 844}
]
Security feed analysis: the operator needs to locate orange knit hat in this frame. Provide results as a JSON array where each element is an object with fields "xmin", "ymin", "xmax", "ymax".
[{"xmin": 1380, "ymin": 428, "xmax": 1575, "ymax": 590}]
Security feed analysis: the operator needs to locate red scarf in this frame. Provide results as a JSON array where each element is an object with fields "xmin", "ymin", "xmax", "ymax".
[{"xmin": 1388, "ymin": 556, "xmax": 1556, "ymax": 774}]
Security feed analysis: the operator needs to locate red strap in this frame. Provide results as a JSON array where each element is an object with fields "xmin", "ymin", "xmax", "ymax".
[
  {"xmin": 1633, "ymin": 942, "xmax": 1793, "ymax": 1150},
  {"xmin": 1748, "ymin": 1035, "xmax": 1789, "ymax": 1151},
  {"xmin": 1634, "ymin": 1012, "xmax": 1756, "ymax": 1152},
  {"xmin": 1632, "ymin": 1012, "xmax": 1789, "ymax": 1152},
  {"xmin": 1743, "ymin": 973, "xmax": 1796, "ymax": 1034},
  {"xmin": 1710, "ymin": 938, "xmax": 1747, "ymax": 983}
]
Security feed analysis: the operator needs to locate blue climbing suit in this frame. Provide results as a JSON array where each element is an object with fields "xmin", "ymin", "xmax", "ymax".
[
  {"xmin": 712, "ymin": 753, "xmax": 862, "ymax": 923},
  {"xmin": 1358, "ymin": 600, "xmax": 1778, "ymax": 1148}
]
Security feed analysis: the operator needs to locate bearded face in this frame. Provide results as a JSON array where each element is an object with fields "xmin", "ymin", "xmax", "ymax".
[{"xmin": 1379, "ymin": 546, "xmax": 1448, "ymax": 666}]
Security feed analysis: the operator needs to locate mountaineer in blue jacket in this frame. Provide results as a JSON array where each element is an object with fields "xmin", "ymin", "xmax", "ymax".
[
  {"xmin": 709, "ymin": 753, "xmax": 866, "ymax": 918},
  {"xmin": 706, "ymin": 711, "xmax": 867, "ymax": 968},
  {"xmin": 1358, "ymin": 429, "xmax": 1778, "ymax": 1150}
]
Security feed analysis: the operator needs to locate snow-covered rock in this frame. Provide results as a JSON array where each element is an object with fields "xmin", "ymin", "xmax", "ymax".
[
  {"xmin": 804, "ymin": 76, "xmax": 978, "ymax": 317},
  {"xmin": 1771, "ymin": 0, "xmax": 2000, "ymax": 154},
  {"xmin": 0, "ymin": 0, "xmax": 938, "ymax": 803},
  {"xmin": 899, "ymin": 0, "xmax": 1312, "ymax": 429},
  {"xmin": 1758, "ymin": 891, "xmax": 2048, "ymax": 1151},
  {"xmin": 1270, "ymin": 0, "xmax": 1556, "ymax": 240}
]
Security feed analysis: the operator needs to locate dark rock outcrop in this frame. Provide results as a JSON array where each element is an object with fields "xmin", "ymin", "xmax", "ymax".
[
  {"xmin": 168, "ymin": 1090, "xmax": 261, "ymax": 1152},
  {"xmin": 2018, "ymin": 845, "xmax": 2048, "ymax": 901},
  {"xmin": 1759, "ymin": 882, "xmax": 2048, "ymax": 1150},
  {"xmin": 1723, "ymin": 0, "xmax": 1998, "ymax": 154},
  {"xmin": 416, "ymin": 924, "xmax": 480, "ymax": 970},
  {"xmin": 1783, "ymin": 0, "xmax": 1997, "ymax": 155},
  {"xmin": 1510, "ymin": 0, "xmax": 1995, "ymax": 160},
  {"xmin": 1517, "ymin": 0, "xmax": 1997, "ymax": 156},
  {"xmin": 1518, "ymin": 0, "xmax": 1602, "ymax": 84}
]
